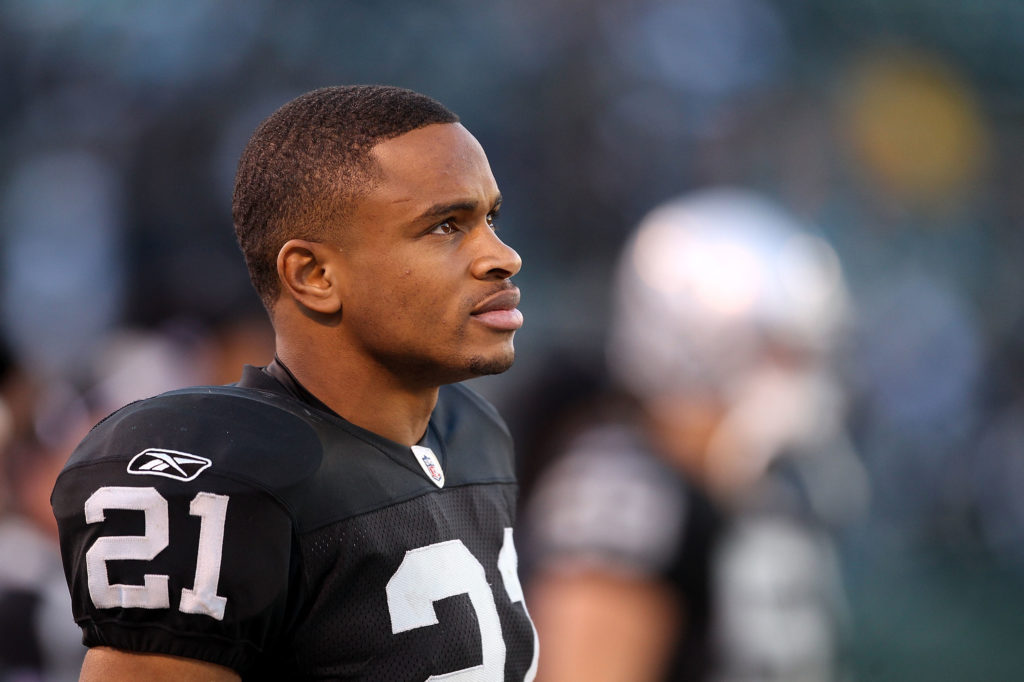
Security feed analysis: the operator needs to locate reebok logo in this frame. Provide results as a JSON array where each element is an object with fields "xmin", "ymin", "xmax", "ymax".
[{"xmin": 127, "ymin": 448, "xmax": 212, "ymax": 482}]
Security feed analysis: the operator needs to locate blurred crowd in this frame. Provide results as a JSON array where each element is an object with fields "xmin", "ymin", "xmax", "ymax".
[{"xmin": 3, "ymin": 0, "xmax": 1024, "ymax": 680}]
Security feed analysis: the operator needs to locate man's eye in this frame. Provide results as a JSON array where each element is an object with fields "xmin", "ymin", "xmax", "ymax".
[
  {"xmin": 431, "ymin": 220, "xmax": 457, "ymax": 235},
  {"xmin": 486, "ymin": 211, "xmax": 500, "ymax": 229}
]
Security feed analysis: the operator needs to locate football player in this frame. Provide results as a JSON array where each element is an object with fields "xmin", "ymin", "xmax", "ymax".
[
  {"xmin": 52, "ymin": 86, "xmax": 538, "ymax": 681},
  {"xmin": 524, "ymin": 188, "xmax": 866, "ymax": 681}
]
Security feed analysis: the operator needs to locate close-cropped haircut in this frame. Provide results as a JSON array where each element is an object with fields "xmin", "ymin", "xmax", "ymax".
[{"xmin": 232, "ymin": 85, "xmax": 459, "ymax": 311}]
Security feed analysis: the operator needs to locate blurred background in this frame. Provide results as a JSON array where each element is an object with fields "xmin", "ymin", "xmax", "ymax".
[{"xmin": 1, "ymin": 0, "xmax": 1024, "ymax": 680}]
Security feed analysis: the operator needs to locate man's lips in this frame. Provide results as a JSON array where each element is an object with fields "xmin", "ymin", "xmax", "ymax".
[
  {"xmin": 472, "ymin": 288, "xmax": 520, "ymax": 314},
  {"xmin": 471, "ymin": 288, "xmax": 523, "ymax": 331}
]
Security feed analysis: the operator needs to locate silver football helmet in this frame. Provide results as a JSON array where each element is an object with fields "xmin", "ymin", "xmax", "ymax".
[
  {"xmin": 609, "ymin": 188, "xmax": 863, "ymax": 514},
  {"xmin": 609, "ymin": 186, "xmax": 849, "ymax": 399}
]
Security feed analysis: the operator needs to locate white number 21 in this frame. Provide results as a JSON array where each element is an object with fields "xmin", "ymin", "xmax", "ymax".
[{"xmin": 84, "ymin": 486, "xmax": 229, "ymax": 620}]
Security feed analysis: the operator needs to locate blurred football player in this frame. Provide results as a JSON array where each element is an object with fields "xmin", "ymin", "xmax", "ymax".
[
  {"xmin": 525, "ymin": 188, "xmax": 867, "ymax": 682},
  {"xmin": 51, "ymin": 86, "xmax": 537, "ymax": 681}
]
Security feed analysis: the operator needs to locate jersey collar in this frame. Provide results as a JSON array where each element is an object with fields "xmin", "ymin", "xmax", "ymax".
[{"xmin": 239, "ymin": 359, "xmax": 448, "ymax": 470}]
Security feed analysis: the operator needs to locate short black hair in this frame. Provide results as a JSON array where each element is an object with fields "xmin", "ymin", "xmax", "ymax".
[{"xmin": 232, "ymin": 85, "xmax": 459, "ymax": 311}]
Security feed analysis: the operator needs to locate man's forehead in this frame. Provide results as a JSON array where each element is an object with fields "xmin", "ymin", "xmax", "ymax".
[
  {"xmin": 372, "ymin": 123, "xmax": 487, "ymax": 171},
  {"xmin": 367, "ymin": 123, "xmax": 498, "ymax": 203}
]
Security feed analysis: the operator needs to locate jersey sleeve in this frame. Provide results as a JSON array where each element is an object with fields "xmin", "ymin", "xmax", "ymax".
[{"xmin": 51, "ymin": 391, "xmax": 320, "ymax": 674}]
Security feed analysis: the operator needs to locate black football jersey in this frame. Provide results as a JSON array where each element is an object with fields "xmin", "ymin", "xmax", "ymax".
[{"xmin": 51, "ymin": 364, "xmax": 538, "ymax": 681}]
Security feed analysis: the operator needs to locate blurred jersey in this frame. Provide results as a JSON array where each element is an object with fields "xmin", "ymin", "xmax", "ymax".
[{"xmin": 525, "ymin": 411, "xmax": 849, "ymax": 682}]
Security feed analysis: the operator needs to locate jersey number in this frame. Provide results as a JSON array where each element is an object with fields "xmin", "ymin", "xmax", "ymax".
[
  {"xmin": 83, "ymin": 487, "xmax": 539, "ymax": 679},
  {"xmin": 387, "ymin": 530, "xmax": 539, "ymax": 681},
  {"xmin": 84, "ymin": 486, "xmax": 228, "ymax": 620}
]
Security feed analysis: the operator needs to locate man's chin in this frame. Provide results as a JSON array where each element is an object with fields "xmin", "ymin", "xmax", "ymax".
[{"xmin": 467, "ymin": 349, "xmax": 515, "ymax": 377}]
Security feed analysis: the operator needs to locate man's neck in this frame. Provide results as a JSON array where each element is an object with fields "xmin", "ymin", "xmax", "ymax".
[{"xmin": 274, "ymin": 343, "xmax": 440, "ymax": 447}]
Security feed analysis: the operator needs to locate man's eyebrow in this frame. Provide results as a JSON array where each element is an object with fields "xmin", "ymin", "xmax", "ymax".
[{"xmin": 413, "ymin": 194, "xmax": 503, "ymax": 221}]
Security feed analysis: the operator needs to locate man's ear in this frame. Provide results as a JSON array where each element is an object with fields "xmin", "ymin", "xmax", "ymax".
[{"xmin": 276, "ymin": 239, "xmax": 344, "ymax": 315}]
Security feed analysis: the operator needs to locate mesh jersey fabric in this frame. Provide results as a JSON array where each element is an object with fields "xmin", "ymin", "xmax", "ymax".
[{"xmin": 51, "ymin": 364, "xmax": 537, "ymax": 680}]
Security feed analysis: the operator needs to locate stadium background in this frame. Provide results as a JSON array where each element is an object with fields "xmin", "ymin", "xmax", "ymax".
[{"xmin": 2, "ymin": 1, "xmax": 1024, "ymax": 680}]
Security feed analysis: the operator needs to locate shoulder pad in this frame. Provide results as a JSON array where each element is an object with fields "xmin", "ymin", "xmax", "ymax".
[{"xmin": 65, "ymin": 387, "xmax": 324, "ymax": 493}]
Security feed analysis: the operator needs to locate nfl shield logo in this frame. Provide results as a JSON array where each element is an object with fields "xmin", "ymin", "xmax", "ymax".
[{"xmin": 411, "ymin": 445, "xmax": 445, "ymax": 488}]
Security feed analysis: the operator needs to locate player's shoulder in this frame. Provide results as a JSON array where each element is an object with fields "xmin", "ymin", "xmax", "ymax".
[
  {"xmin": 62, "ymin": 383, "xmax": 325, "ymax": 494},
  {"xmin": 525, "ymin": 421, "xmax": 692, "ymax": 573},
  {"xmin": 549, "ymin": 421, "xmax": 672, "ymax": 484}
]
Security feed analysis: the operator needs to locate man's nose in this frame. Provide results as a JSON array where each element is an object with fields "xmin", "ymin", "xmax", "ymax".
[{"xmin": 470, "ymin": 227, "xmax": 522, "ymax": 280}]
